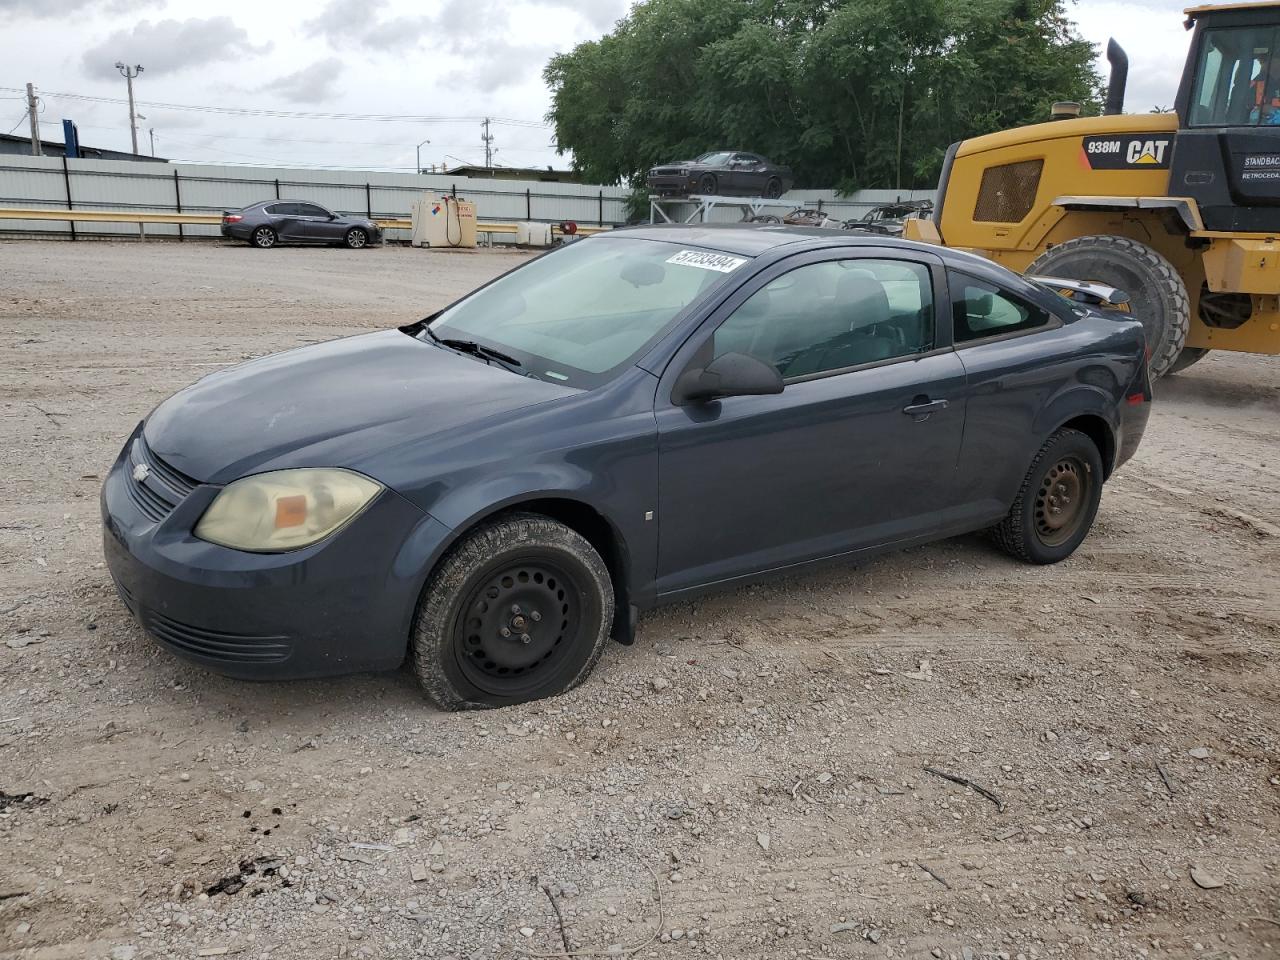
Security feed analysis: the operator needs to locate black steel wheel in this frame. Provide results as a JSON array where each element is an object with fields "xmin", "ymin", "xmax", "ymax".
[
  {"xmin": 251, "ymin": 226, "xmax": 277, "ymax": 249},
  {"xmin": 992, "ymin": 428, "xmax": 1104, "ymax": 564},
  {"xmin": 765, "ymin": 177, "xmax": 784, "ymax": 200},
  {"xmin": 411, "ymin": 514, "xmax": 613, "ymax": 710},
  {"xmin": 1032, "ymin": 456, "xmax": 1088, "ymax": 547},
  {"xmin": 345, "ymin": 227, "xmax": 368, "ymax": 249},
  {"xmin": 698, "ymin": 173, "xmax": 718, "ymax": 195}
]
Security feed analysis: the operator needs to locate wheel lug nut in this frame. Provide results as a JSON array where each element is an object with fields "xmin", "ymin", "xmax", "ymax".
[
  {"xmin": 511, "ymin": 604, "xmax": 521, "ymax": 614},
  {"xmin": 500, "ymin": 627, "xmax": 511, "ymax": 638},
  {"xmin": 520, "ymin": 634, "xmax": 532, "ymax": 644},
  {"xmin": 531, "ymin": 611, "xmax": 541, "ymax": 622}
]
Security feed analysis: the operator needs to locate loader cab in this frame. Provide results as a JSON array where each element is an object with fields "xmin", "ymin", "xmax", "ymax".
[{"xmin": 1171, "ymin": 3, "xmax": 1280, "ymax": 231}]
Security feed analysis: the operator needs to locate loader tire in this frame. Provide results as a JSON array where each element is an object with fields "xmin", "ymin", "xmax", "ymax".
[
  {"xmin": 1167, "ymin": 347, "xmax": 1209, "ymax": 374},
  {"xmin": 1027, "ymin": 235, "xmax": 1189, "ymax": 378}
]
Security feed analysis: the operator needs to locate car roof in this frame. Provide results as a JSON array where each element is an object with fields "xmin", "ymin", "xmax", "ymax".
[
  {"xmin": 607, "ymin": 223, "xmax": 1047, "ymax": 300},
  {"xmin": 610, "ymin": 223, "xmax": 985, "ymax": 264}
]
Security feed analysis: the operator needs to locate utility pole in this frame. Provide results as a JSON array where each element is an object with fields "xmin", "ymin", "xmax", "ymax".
[
  {"xmin": 481, "ymin": 117, "xmax": 495, "ymax": 169},
  {"xmin": 114, "ymin": 62, "xmax": 144, "ymax": 155},
  {"xmin": 25, "ymin": 82, "xmax": 41, "ymax": 155},
  {"xmin": 149, "ymin": 128, "xmax": 155, "ymax": 156}
]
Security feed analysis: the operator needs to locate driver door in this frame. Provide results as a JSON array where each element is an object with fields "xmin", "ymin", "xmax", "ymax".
[
  {"xmin": 653, "ymin": 249, "xmax": 967, "ymax": 597},
  {"xmin": 729, "ymin": 153, "xmax": 763, "ymax": 193},
  {"xmin": 294, "ymin": 203, "xmax": 338, "ymax": 242}
]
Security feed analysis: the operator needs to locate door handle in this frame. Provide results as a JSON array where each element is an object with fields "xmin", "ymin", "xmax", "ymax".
[{"xmin": 902, "ymin": 397, "xmax": 949, "ymax": 418}]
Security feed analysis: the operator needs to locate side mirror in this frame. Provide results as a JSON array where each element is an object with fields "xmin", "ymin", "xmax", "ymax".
[
  {"xmin": 673, "ymin": 352, "xmax": 783, "ymax": 405},
  {"xmin": 328, "ymin": 213, "xmax": 339, "ymax": 221}
]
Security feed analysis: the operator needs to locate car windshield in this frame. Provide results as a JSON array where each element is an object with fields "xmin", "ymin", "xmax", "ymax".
[
  {"xmin": 696, "ymin": 152, "xmax": 733, "ymax": 165},
  {"xmin": 427, "ymin": 236, "xmax": 749, "ymax": 388}
]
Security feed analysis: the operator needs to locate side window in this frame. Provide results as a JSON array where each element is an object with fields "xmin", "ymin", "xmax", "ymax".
[
  {"xmin": 1190, "ymin": 25, "xmax": 1280, "ymax": 126},
  {"xmin": 713, "ymin": 258, "xmax": 935, "ymax": 380},
  {"xmin": 298, "ymin": 204, "xmax": 330, "ymax": 218},
  {"xmin": 951, "ymin": 274, "xmax": 1052, "ymax": 343},
  {"xmin": 264, "ymin": 204, "xmax": 285, "ymax": 215}
]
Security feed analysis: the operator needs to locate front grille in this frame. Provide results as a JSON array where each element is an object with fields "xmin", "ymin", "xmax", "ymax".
[
  {"xmin": 654, "ymin": 168, "xmax": 684, "ymax": 177},
  {"xmin": 144, "ymin": 609, "xmax": 292, "ymax": 664},
  {"xmin": 126, "ymin": 436, "xmax": 197, "ymax": 523},
  {"xmin": 973, "ymin": 159, "xmax": 1043, "ymax": 223}
]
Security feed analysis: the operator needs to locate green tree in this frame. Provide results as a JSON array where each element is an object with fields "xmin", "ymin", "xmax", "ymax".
[{"xmin": 544, "ymin": 0, "xmax": 1101, "ymax": 192}]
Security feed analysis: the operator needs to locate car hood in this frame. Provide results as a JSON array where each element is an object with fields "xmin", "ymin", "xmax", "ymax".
[{"xmin": 144, "ymin": 330, "xmax": 573, "ymax": 485}]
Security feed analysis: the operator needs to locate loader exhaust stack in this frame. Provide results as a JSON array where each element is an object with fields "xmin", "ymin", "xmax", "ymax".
[{"xmin": 1104, "ymin": 38, "xmax": 1128, "ymax": 116}]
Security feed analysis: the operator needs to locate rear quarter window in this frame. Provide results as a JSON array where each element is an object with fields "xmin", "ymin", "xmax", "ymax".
[{"xmin": 951, "ymin": 273, "xmax": 1054, "ymax": 343}]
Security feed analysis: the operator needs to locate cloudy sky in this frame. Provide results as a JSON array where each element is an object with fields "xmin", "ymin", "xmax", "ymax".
[{"xmin": 0, "ymin": 0, "xmax": 1196, "ymax": 174}]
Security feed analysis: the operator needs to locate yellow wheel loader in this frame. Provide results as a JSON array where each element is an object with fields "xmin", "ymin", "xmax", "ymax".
[{"xmin": 906, "ymin": 2, "xmax": 1280, "ymax": 376}]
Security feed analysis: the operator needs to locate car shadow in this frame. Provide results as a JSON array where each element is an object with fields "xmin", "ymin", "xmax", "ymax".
[{"xmin": 95, "ymin": 532, "xmax": 1016, "ymax": 718}]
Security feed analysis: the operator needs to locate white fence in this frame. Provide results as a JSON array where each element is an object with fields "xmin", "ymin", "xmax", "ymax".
[{"xmin": 0, "ymin": 154, "xmax": 934, "ymax": 242}]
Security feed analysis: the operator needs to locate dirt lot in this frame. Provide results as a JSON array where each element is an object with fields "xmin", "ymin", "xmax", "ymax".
[{"xmin": 1, "ymin": 240, "xmax": 1277, "ymax": 960}]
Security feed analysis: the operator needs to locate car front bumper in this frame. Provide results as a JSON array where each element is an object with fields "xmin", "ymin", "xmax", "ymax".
[
  {"xmin": 101, "ymin": 425, "xmax": 450, "ymax": 680},
  {"xmin": 646, "ymin": 174, "xmax": 699, "ymax": 195}
]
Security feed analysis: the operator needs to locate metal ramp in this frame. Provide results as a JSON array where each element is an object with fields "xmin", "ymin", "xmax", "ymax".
[{"xmin": 649, "ymin": 194, "xmax": 796, "ymax": 225}]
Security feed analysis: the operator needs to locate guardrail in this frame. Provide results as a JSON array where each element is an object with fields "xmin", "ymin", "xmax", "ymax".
[{"xmin": 0, "ymin": 207, "xmax": 609, "ymax": 241}]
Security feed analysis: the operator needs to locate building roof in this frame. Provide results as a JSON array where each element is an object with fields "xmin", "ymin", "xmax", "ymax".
[
  {"xmin": 444, "ymin": 164, "xmax": 580, "ymax": 182},
  {"xmin": 0, "ymin": 132, "xmax": 167, "ymax": 162}
]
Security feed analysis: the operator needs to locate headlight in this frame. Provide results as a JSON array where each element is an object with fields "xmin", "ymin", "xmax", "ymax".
[{"xmin": 194, "ymin": 468, "xmax": 382, "ymax": 552}]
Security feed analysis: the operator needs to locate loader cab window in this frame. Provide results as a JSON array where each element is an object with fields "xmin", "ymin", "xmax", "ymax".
[{"xmin": 1189, "ymin": 25, "xmax": 1280, "ymax": 126}]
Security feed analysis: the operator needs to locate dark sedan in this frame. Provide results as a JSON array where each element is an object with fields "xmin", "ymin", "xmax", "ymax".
[
  {"xmin": 102, "ymin": 225, "xmax": 1151, "ymax": 710},
  {"xmin": 647, "ymin": 152, "xmax": 794, "ymax": 198},
  {"xmin": 221, "ymin": 200, "xmax": 383, "ymax": 249}
]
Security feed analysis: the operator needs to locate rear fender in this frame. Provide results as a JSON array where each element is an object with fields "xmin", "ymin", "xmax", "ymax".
[{"xmin": 1031, "ymin": 383, "xmax": 1120, "ymax": 476}]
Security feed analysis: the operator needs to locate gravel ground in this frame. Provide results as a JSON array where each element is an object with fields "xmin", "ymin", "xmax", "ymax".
[{"xmin": 1, "ymin": 240, "xmax": 1277, "ymax": 960}]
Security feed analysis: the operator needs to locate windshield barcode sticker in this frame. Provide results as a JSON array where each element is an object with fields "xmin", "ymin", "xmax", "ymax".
[{"xmin": 667, "ymin": 250, "xmax": 748, "ymax": 273}]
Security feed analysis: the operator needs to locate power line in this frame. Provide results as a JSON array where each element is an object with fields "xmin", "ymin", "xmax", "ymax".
[{"xmin": 0, "ymin": 86, "xmax": 553, "ymax": 128}]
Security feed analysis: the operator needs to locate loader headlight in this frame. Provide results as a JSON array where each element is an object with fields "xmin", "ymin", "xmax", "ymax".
[{"xmin": 194, "ymin": 468, "xmax": 382, "ymax": 552}]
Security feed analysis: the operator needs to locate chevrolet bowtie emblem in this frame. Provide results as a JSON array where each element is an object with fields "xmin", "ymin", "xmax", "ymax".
[{"xmin": 133, "ymin": 463, "xmax": 150, "ymax": 483}]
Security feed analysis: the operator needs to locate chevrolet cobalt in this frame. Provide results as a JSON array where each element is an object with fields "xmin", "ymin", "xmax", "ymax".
[{"xmin": 102, "ymin": 226, "xmax": 1151, "ymax": 709}]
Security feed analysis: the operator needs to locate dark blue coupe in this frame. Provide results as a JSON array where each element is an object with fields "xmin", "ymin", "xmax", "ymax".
[{"xmin": 102, "ymin": 225, "xmax": 1151, "ymax": 709}]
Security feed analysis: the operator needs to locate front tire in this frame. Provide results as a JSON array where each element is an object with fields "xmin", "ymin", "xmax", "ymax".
[
  {"xmin": 1027, "ymin": 235, "xmax": 1189, "ymax": 378},
  {"xmin": 992, "ymin": 428, "xmax": 1104, "ymax": 565},
  {"xmin": 410, "ymin": 514, "xmax": 614, "ymax": 710},
  {"xmin": 250, "ymin": 226, "xmax": 277, "ymax": 249},
  {"xmin": 344, "ymin": 227, "xmax": 368, "ymax": 249},
  {"xmin": 698, "ymin": 173, "xmax": 718, "ymax": 196}
]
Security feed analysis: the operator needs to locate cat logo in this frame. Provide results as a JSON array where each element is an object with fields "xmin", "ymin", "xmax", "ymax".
[
  {"xmin": 1081, "ymin": 135, "xmax": 1173, "ymax": 170},
  {"xmin": 1126, "ymin": 140, "xmax": 1169, "ymax": 165}
]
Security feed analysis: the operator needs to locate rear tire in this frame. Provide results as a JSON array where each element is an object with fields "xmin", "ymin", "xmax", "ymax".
[
  {"xmin": 410, "ymin": 514, "xmax": 614, "ymax": 711},
  {"xmin": 1027, "ymin": 235, "xmax": 1189, "ymax": 378},
  {"xmin": 765, "ymin": 177, "xmax": 784, "ymax": 199},
  {"xmin": 992, "ymin": 428, "xmax": 1104, "ymax": 565},
  {"xmin": 250, "ymin": 226, "xmax": 276, "ymax": 249},
  {"xmin": 1167, "ymin": 347, "xmax": 1209, "ymax": 374},
  {"xmin": 344, "ymin": 227, "xmax": 368, "ymax": 249}
]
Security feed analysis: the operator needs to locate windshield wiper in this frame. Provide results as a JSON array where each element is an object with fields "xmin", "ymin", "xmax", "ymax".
[{"xmin": 424, "ymin": 327, "xmax": 522, "ymax": 369}]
